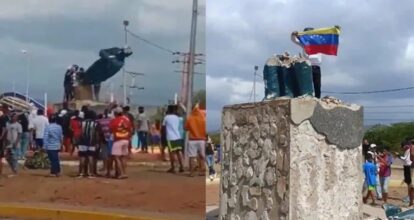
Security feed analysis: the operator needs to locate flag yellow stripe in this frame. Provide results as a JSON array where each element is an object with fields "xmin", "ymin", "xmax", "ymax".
[{"xmin": 298, "ymin": 27, "xmax": 340, "ymax": 36}]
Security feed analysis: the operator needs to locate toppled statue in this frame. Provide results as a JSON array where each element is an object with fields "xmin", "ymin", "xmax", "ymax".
[
  {"xmin": 63, "ymin": 47, "xmax": 133, "ymax": 102},
  {"xmin": 263, "ymin": 53, "xmax": 314, "ymax": 99}
]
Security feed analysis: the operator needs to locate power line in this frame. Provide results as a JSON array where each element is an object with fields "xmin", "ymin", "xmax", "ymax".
[
  {"xmin": 364, "ymin": 111, "xmax": 414, "ymax": 114},
  {"xmin": 322, "ymin": 86, "xmax": 414, "ymax": 95},
  {"xmin": 364, "ymin": 105, "xmax": 414, "ymax": 108},
  {"xmin": 126, "ymin": 29, "xmax": 176, "ymax": 54},
  {"xmin": 364, "ymin": 118, "xmax": 414, "ymax": 121}
]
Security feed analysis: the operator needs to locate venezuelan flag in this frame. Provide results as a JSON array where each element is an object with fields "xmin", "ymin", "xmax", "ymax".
[{"xmin": 298, "ymin": 26, "xmax": 340, "ymax": 56}]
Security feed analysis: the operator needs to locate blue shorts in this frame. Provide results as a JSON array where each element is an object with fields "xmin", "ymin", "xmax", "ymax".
[{"xmin": 107, "ymin": 140, "xmax": 113, "ymax": 157}]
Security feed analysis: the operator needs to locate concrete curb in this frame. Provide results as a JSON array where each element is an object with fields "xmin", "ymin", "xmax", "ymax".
[{"xmin": 0, "ymin": 203, "xmax": 166, "ymax": 220}]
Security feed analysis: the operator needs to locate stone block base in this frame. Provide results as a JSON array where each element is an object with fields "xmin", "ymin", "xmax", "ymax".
[
  {"xmin": 74, "ymin": 84, "xmax": 93, "ymax": 100},
  {"xmin": 220, "ymin": 98, "xmax": 364, "ymax": 220}
]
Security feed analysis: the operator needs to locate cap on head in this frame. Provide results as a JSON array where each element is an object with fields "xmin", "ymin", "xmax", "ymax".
[
  {"xmin": 370, "ymin": 144, "xmax": 377, "ymax": 148},
  {"xmin": 59, "ymin": 109, "xmax": 68, "ymax": 117}
]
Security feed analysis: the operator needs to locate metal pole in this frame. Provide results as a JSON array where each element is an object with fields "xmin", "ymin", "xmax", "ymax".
[
  {"xmin": 44, "ymin": 92, "xmax": 47, "ymax": 116},
  {"xmin": 186, "ymin": 0, "xmax": 198, "ymax": 116},
  {"xmin": 122, "ymin": 20, "xmax": 129, "ymax": 105},
  {"xmin": 254, "ymin": 66, "xmax": 258, "ymax": 103},
  {"xmin": 12, "ymin": 81, "xmax": 15, "ymax": 97},
  {"xmin": 22, "ymin": 50, "xmax": 29, "ymax": 102}
]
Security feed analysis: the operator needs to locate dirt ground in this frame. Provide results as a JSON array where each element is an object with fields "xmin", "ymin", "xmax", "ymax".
[
  {"xmin": 206, "ymin": 177, "xmax": 412, "ymax": 209},
  {"xmin": 0, "ymin": 154, "xmax": 205, "ymax": 220},
  {"xmin": 206, "ymin": 182, "xmax": 220, "ymax": 207}
]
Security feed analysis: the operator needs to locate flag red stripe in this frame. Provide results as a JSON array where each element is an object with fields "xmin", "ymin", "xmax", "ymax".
[{"xmin": 303, "ymin": 45, "xmax": 338, "ymax": 55}]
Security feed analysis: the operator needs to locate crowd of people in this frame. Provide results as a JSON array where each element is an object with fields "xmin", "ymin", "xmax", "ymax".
[
  {"xmin": 0, "ymin": 101, "xmax": 209, "ymax": 179},
  {"xmin": 362, "ymin": 139, "xmax": 414, "ymax": 207}
]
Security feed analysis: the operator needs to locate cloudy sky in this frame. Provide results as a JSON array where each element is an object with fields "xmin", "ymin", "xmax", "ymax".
[
  {"xmin": 207, "ymin": 0, "xmax": 414, "ymax": 131},
  {"xmin": 0, "ymin": 0, "xmax": 205, "ymax": 106}
]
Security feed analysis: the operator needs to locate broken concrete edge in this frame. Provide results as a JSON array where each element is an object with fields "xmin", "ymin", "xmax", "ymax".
[
  {"xmin": 222, "ymin": 99, "xmax": 290, "ymax": 111},
  {"xmin": 289, "ymin": 99, "xmax": 363, "ymax": 149},
  {"xmin": 290, "ymin": 97, "xmax": 362, "ymax": 124},
  {"xmin": 0, "ymin": 203, "xmax": 164, "ymax": 220},
  {"xmin": 308, "ymin": 103, "xmax": 364, "ymax": 149}
]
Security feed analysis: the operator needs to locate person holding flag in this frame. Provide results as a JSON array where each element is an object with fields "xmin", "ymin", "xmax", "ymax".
[{"xmin": 291, "ymin": 26, "xmax": 341, "ymax": 98}]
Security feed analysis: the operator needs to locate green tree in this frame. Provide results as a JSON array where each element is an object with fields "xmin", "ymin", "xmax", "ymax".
[
  {"xmin": 364, "ymin": 122, "xmax": 414, "ymax": 153},
  {"xmin": 209, "ymin": 132, "xmax": 220, "ymax": 144}
]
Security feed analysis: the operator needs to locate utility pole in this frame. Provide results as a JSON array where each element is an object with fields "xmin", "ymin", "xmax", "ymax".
[
  {"xmin": 186, "ymin": 0, "xmax": 198, "ymax": 116},
  {"xmin": 22, "ymin": 49, "xmax": 29, "ymax": 102},
  {"xmin": 122, "ymin": 20, "xmax": 129, "ymax": 105}
]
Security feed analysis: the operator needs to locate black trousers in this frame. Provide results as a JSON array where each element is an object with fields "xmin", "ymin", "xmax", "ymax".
[{"xmin": 312, "ymin": 66, "xmax": 321, "ymax": 98}]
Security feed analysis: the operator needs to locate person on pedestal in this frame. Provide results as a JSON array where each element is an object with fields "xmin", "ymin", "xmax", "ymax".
[{"xmin": 291, "ymin": 27, "xmax": 322, "ymax": 98}]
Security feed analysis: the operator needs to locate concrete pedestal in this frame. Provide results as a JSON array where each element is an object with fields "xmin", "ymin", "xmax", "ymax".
[
  {"xmin": 219, "ymin": 98, "xmax": 364, "ymax": 220},
  {"xmin": 74, "ymin": 84, "xmax": 93, "ymax": 100}
]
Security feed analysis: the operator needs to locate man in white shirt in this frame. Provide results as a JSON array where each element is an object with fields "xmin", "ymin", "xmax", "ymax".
[
  {"xmin": 136, "ymin": 106, "xmax": 150, "ymax": 153},
  {"xmin": 31, "ymin": 109, "xmax": 49, "ymax": 149},
  {"xmin": 162, "ymin": 105, "xmax": 184, "ymax": 173},
  {"xmin": 397, "ymin": 140, "xmax": 414, "ymax": 206},
  {"xmin": 291, "ymin": 27, "xmax": 322, "ymax": 98}
]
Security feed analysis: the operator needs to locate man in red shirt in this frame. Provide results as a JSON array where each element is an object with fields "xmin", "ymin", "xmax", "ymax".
[{"xmin": 110, "ymin": 107, "xmax": 132, "ymax": 179}]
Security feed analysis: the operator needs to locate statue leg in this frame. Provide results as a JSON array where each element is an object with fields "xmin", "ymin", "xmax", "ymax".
[{"xmin": 93, "ymin": 84, "xmax": 101, "ymax": 101}]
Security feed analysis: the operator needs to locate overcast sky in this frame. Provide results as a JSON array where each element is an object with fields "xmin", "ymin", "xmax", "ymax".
[
  {"xmin": 207, "ymin": 0, "xmax": 414, "ymax": 131},
  {"xmin": 0, "ymin": 0, "xmax": 205, "ymax": 106}
]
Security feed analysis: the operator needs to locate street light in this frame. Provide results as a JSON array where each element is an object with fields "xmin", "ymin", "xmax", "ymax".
[
  {"xmin": 21, "ymin": 49, "xmax": 29, "ymax": 102},
  {"xmin": 122, "ymin": 20, "xmax": 129, "ymax": 105}
]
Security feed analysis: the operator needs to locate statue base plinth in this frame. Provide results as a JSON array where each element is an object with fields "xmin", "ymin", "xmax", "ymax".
[{"xmin": 74, "ymin": 84, "xmax": 94, "ymax": 100}]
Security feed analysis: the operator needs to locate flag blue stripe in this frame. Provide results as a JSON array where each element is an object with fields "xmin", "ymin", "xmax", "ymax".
[{"xmin": 298, "ymin": 34, "xmax": 338, "ymax": 46}]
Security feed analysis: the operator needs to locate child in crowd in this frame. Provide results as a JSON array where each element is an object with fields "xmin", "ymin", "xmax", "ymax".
[
  {"xmin": 205, "ymin": 135, "xmax": 216, "ymax": 181},
  {"xmin": 363, "ymin": 154, "xmax": 377, "ymax": 205}
]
